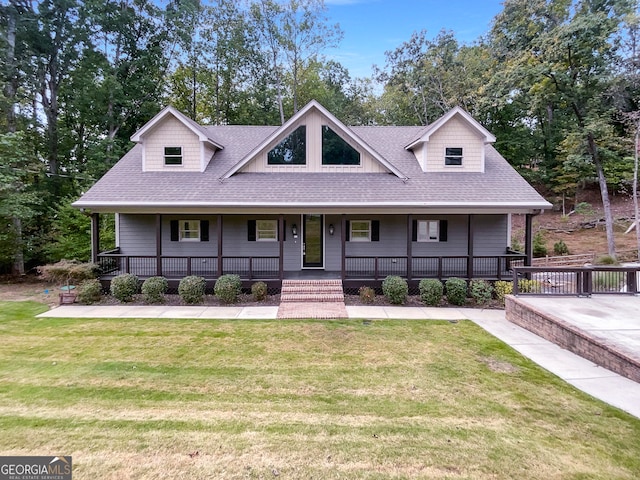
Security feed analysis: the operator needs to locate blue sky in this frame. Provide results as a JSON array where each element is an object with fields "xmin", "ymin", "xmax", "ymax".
[{"xmin": 324, "ymin": 0, "xmax": 505, "ymax": 79}]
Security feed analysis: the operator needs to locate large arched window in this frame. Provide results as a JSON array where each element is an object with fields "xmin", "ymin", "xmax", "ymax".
[
  {"xmin": 322, "ymin": 126, "xmax": 360, "ymax": 165},
  {"xmin": 267, "ymin": 126, "xmax": 306, "ymax": 165}
]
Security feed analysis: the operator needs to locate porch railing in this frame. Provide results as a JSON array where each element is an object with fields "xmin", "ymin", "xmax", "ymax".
[
  {"xmin": 513, "ymin": 266, "xmax": 640, "ymax": 296},
  {"xmin": 344, "ymin": 254, "xmax": 525, "ymax": 280},
  {"xmin": 97, "ymin": 251, "xmax": 280, "ymax": 280}
]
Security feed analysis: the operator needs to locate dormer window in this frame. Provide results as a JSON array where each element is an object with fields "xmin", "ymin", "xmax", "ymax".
[
  {"xmin": 445, "ymin": 147, "xmax": 463, "ymax": 166},
  {"xmin": 164, "ymin": 147, "xmax": 183, "ymax": 166},
  {"xmin": 268, "ymin": 126, "xmax": 306, "ymax": 165}
]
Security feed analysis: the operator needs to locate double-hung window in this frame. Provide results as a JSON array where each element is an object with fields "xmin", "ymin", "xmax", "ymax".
[
  {"xmin": 417, "ymin": 220, "xmax": 439, "ymax": 242},
  {"xmin": 445, "ymin": 147, "xmax": 463, "ymax": 166},
  {"xmin": 179, "ymin": 220, "xmax": 200, "ymax": 241},
  {"xmin": 164, "ymin": 147, "xmax": 183, "ymax": 165},
  {"xmin": 256, "ymin": 220, "xmax": 278, "ymax": 241},
  {"xmin": 350, "ymin": 220, "xmax": 371, "ymax": 242}
]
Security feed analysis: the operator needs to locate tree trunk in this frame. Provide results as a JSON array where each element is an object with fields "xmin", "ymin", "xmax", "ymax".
[{"xmin": 587, "ymin": 133, "xmax": 617, "ymax": 259}]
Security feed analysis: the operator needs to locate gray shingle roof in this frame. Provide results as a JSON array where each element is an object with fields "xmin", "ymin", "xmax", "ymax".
[{"xmin": 75, "ymin": 124, "xmax": 550, "ymax": 212}]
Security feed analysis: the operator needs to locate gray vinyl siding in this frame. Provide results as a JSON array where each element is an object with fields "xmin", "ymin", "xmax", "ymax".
[
  {"xmin": 473, "ymin": 215, "xmax": 508, "ymax": 255},
  {"xmin": 116, "ymin": 213, "xmax": 508, "ymax": 274}
]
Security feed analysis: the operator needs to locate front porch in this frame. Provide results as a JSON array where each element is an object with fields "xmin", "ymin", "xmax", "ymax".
[{"xmin": 96, "ymin": 249, "xmax": 526, "ymax": 289}]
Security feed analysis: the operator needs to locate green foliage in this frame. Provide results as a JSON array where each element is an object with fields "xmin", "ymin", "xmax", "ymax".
[
  {"xmin": 381, "ymin": 275, "xmax": 408, "ymax": 305},
  {"xmin": 553, "ymin": 240, "xmax": 569, "ymax": 256},
  {"xmin": 110, "ymin": 274, "xmax": 139, "ymax": 303},
  {"xmin": 141, "ymin": 276, "xmax": 169, "ymax": 304},
  {"xmin": 510, "ymin": 238, "xmax": 523, "ymax": 253},
  {"xmin": 533, "ymin": 232, "xmax": 548, "ymax": 258},
  {"xmin": 251, "ymin": 281, "xmax": 268, "ymax": 301},
  {"xmin": 418, "ymin": 279, "xmax": 443, "ymax": 306},
  {"xmin": 494, "ymin": 281, "xmax": 513, "ymax": 305},
  {"xmin": 179, "ymin": 276, "xmax": 207, "ymax": 304},
  {"xmin": 214, "ymin": 274, "xmax": 242, "ymax": 304},
  {"xmin": 358, "ymin": 286, "xmax": 376, "ymax": 304},
  {"xmin": 77, "ymin": 279, "xmax": 103, "ymax": 304},
  {"xmin": 574, "ymin": 202, "xmax": 595, "ymax": 216},
  {"xmin": 594, "ymin": 255, "xmax": 619, "ymax": 266},
  {"xmin": 518, "ymin": 279, "xmax": 543, "ymax": 294},
  {"xmin": 37, "ymin": 260, "xmax": 98, "ymax": 285},
  {"xmin": 470, "ymin": 279, "xmax": 494, "ymax": 305},
  {"xmin": 445, "ymin": 277, "xmax": 467, "ymax": 306}
]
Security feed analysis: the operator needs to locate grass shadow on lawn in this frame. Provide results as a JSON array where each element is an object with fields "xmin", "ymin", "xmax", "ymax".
[{"xmin": 0, "ymin": 301, "xmax": 639, "ymax": 479}]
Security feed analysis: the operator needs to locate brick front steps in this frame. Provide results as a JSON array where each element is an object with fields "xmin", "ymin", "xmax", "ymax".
[
  {"xmin": 280, "ymin": 279, "xmax": 345, "ymax": 303},
  {"xmin": 505, "ymin": 295, "xmax": 640, "ymax": 383},
  {"xmin": 277, "ymin": 280, "xmax": 347, "ymax": 319}
]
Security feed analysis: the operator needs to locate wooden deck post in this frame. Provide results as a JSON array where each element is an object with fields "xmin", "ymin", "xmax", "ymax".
[
  {"xmin": 217, "ymin": 215, "xmax": 223, "ymax": 277},
  {"xmin": 525, "ymin": 214, "xmax": 533, "ymax": 267},
  {"xmin": 467, "ymin": 214, "xmax": 474, "ymax": 279},
  {"xmin": 341, "ymin": 214, "xmax": 346, "ymax": 280},
  {"xmin": 279, "ymin": 214, "xmax": 284, "ymax": 281},
  {"xmin": 155, "ymin": 214, "xmax": 162, "ymax": 276},
  {"xmin": 91, "ymin": 213, "xmax": 99, "ymax": 264},
  {"xmin": 407, "ymin": 214, "xmax": 413, "ymax": 281}
]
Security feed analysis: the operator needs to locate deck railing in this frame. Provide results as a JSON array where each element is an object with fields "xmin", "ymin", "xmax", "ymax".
[
  {"xmin": 513, "ymin": 266, "xmax": 640, "ymax": 296},
  {"xmin": 98, "ymin": 252, "xmax": 526, "ymax": 282}
]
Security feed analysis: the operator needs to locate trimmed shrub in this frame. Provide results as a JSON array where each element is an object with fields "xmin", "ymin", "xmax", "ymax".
[
  {"xmin": 77, "ymin": 279, "xmax": 102, "ymax": 304},
  {"xmin": 251, "ymin": 281, "xmax": 268, "ymax": 301},
  {"xmin": 470, "ymin": 279, "xmax": 494, "ymax": 305},
  {"xmin": 494, "ymin": 280, "xmax": 513, "ymax": 305},
  {"xmin": 142, "ymin": 276, "xmax": 168, "ymax": 304},
  {"xmin": 382, "ymin": 275, "xmax": 408, "ymax": 305},
  {"xmin": 179, "ymin": 276, "xmax": 206, "ymax": 304},
  {"xmin": 358, "ymin": 286, "xmax": 376, "ymax": 304},
  {"xmin": 445, "ymin": 277, "xmax": 467, "ymax": 306},
  {"xmin": 418, "ymin": 279, "xmax": 443, "ymax": 306},
  {"xmin": 214, "ymin": 274, "xmax": 242, "ymax": 304},
  {"xmin": 553, "ymin": 240, "xmax": 569, "ymax": 255},
  {"xmin": 518, "ymin": 279, "xmax": 543, "ymax": 293},
  {"xmin": 110, "ymin": 273, "xmax": 139, "ymax": 302}
]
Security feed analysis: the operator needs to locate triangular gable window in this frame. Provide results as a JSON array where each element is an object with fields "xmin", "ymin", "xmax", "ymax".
[
  {"xmin": 267, "ymin": 125, "xmax": 306, "ymax": 165},
  {"xmin": 322, "ymin": 125, "xmax": 360, "ymax": 165}
]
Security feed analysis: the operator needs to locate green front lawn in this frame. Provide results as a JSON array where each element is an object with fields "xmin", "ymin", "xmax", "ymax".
[{"xmin": 1, "ymin": 301, "xmax": 639, "ymax": 479}]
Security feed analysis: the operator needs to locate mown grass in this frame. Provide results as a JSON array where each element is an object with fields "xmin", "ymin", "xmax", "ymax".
[{"xmin": 1, "ymin": 300, "xmax": 639, "ymax": 479}]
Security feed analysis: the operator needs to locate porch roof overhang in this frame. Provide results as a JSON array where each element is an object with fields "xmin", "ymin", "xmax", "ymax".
[{"xmin": 73, "ymin": 200, "xmax": 550, "ymax": 215}]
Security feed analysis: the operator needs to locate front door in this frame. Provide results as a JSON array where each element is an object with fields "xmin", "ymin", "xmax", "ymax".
[{"xmin": 303, "ymin": 214, "xmax": 323, "ymax": 268}]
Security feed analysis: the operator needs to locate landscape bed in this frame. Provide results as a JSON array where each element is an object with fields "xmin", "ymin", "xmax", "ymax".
[{"xmin": 0, "ymin": 301, "xmax": 639, "ymax": 479}]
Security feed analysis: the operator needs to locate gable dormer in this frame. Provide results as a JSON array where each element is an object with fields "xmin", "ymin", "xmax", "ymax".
[
  {"xmin": 405, "ymin": 107, "xmax": 496, "ymax": 173},
  {"xmin": 222, "ymin": 100, "xmax": 407, "ymax": 180},
  {"xmin": 131, "ymin": 106, "xmax": 224, "ymax": 173}
]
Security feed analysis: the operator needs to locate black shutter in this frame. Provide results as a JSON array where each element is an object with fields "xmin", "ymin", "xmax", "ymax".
[
  {"xmin": 412, "ymin": 220, "xmax": 418, "ymax": 242},
  {"xmin": 372, "ymin": 220, "xmax": 380, "ymax": 242},
  {"xmin": 201, "ymin": 220, "xmax": 209, "ymax": 241},
  {"xmin": 439, "ymin": 220, "xmax": 448, "ymax": 242},
  {"xmin": 248, "ymin": 220, "xmax": 256, "ymax": 241},
  {"xmin": 170, "ymin": 220, "xmax": 179, "ymax": 241},
  {"xmin": 345, "ymin": 220, "xmax": 350, "ymax": 241},
  {"xmin": 282, "ymin": 219, "xmax": 286, "ymax": 241}
]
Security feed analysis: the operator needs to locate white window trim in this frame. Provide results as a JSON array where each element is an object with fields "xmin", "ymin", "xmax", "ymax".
[
  {"xmin": 417, "ymin": 220, "xmax": 439, "ymax": 242},
  {"xmin": 164, "ymin": 146, "xmax": 183, "ymax": 166},
  {"xmin": 256, "ymin": 219, "xmax": 278, "ymax": 242},
  {"xmin": 350, "ymin": 220, "xmax": 371, "ymax": 242},
  {"xmin": 179, "ymin": 220, "xmax": 200, "ymax": 242},
  {"xmin": 444, "ymin": 147, "xmax": 463, "ymax": 167}
]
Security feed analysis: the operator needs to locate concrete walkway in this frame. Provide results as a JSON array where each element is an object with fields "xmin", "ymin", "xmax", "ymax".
[{"xmin": 38, "ymin": 303, "xmax": 640, "ymax": 419}]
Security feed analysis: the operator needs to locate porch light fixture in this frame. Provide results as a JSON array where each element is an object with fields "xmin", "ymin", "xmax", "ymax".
[
  {"xmin": 292, "ymin": 223, "xmax": 298, "ymax": 237},
  {"xmin": 329, "ymin": 224, "xmax": 335, "ymax": 236}
]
